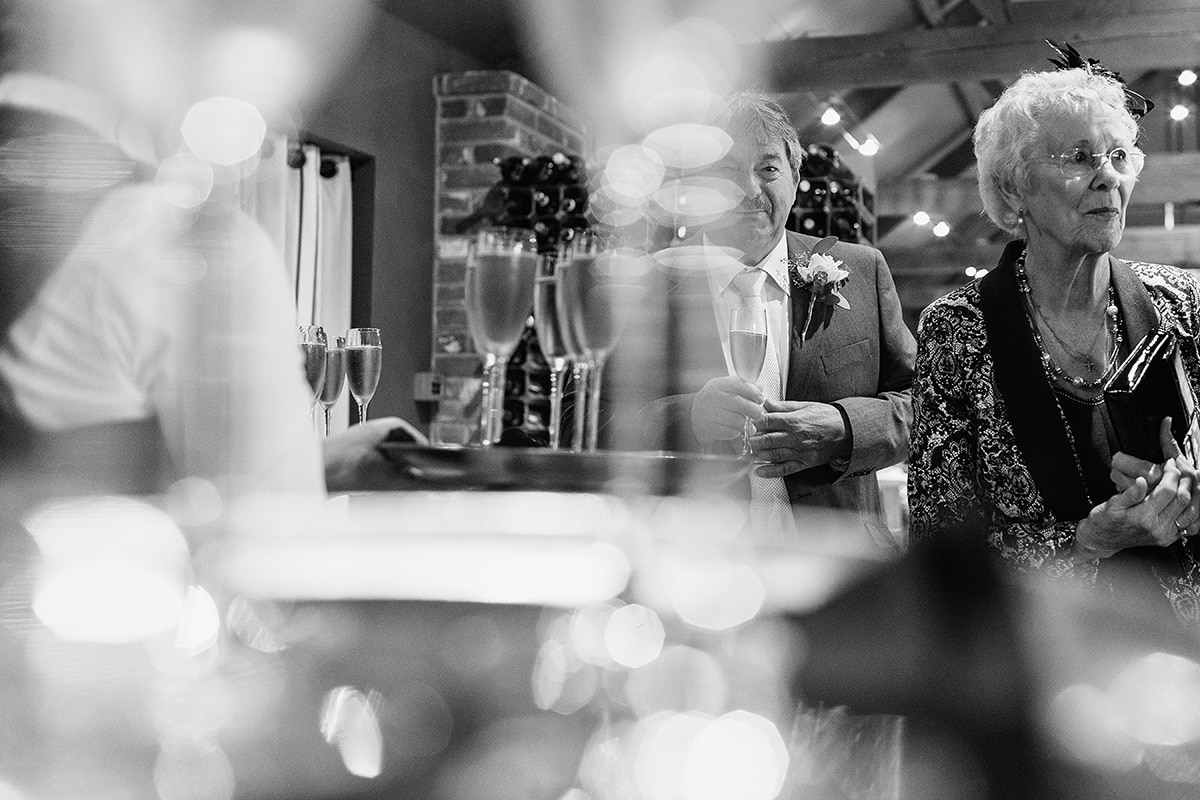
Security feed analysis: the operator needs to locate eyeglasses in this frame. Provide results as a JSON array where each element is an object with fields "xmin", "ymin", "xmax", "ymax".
[{"xmin": 1042, "ymin": 145, "xmax": 1146, "ymax": 178}]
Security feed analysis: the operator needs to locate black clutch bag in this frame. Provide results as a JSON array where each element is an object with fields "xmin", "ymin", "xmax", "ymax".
[{"xmin": 1103, "ymin": 328, "xmax": 1199, "ymax": 462}]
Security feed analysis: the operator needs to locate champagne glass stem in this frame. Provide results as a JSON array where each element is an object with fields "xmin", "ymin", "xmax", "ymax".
[
  {"xmin": 323, "ymin": 406, "xmax": 333, "ymax": 437},
  {"xmin": 484, "ymin": 357, "xmax": 508, "ymax": 446},
  {"xmin": 585, "ymin": 355, "xmax": 606, "ymax": 453},
  {"xmin": 548, "ymin": 360, "xmax": 567, "ymax": 450},
  {"xmin": 357, "ymin": 400, "xmax": 370, "ymax": 424},
  {"xmin": 571, "ymin": 360, "xmax": 591, "ymax": 454},
  {"xmin": 742, "ymin": 417, "xmax": 754, "ymax": 456}
]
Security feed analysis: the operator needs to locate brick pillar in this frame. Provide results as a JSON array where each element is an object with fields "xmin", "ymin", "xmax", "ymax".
[{"xmin": 427, "ymin": 70, "xmax": 587, "ymax": 446}]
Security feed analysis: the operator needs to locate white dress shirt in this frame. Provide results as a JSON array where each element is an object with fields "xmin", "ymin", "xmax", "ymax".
[{"xmin": 707, "ymin": 234, "xmax": 792, "ymax": 387}]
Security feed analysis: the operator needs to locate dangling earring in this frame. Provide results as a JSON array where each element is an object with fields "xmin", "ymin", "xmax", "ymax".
[{"xmin": 1016, "ymin": 207, "xmax": 1024, "ymax": 225}]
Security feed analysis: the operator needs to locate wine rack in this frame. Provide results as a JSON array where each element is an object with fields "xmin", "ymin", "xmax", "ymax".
[{"xmin": 788, "ymin": 143, "xmax": 876, "ymax": 245}]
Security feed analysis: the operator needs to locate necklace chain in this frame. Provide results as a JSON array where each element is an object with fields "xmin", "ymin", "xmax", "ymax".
[{"xmin": 1015, "ymin": 251, "xmax": 1123, "ymax": 390}]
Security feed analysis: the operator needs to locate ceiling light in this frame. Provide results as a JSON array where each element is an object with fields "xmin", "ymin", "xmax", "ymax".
[
  {"xmin": 965, "ymin": 266, "xmax": 977, "ymax": 277},
  {"xmin": 975, "ymin": 268, "xmax": 989, "ymax": 278},
  {"xmin": 912, "ymin": 211, "xmax": 930, "ymax": 226},
  {"xmin": 1171, "ymin": 104, "xmax": 1190, "ymax": 121},
  {"xmin": 857, "ymin": 136, "xmax": 879, "ymax": 156},
  {"xmin": 820, "ymin": 107, "xmax": 841, "ymax": 126},
  {"xmin": 1180, "ymin": 69, "xmax": 1197, "ymax": 87},
  {"xmin": 932, "ymin": 221, "xmax": 951, "ymax": 237}
]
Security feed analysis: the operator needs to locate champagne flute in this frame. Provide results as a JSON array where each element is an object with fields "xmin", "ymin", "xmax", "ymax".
[
  {"xmin": 298, "ymin": 325, "xmax": 327, "ymax": 431},
  {"xmin": 557, "ymin": 230, "xmax": 628, "ymax": 453},
  {"xmin": 533, "ymin": 252, "xmax": 571, "ymax": 450},
  {"xmin": 729, "ymin": 305, "xmax": 768, "ymax": 456},
  {"xmin": 464, "ymin": 227, "xmax": 539, "ymax": 447},
  {"xmin": 345, "ymin": 327, "xmax": 382, "ymax": 424},
  {"xmin": 319, "ymin": 336, "xmax": 347, "ymax": 436}
]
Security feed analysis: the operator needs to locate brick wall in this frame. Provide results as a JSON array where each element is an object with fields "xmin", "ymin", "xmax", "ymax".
[{"xmin": 428, "ymin": 70, "xmax": 587, "ymax": 445}]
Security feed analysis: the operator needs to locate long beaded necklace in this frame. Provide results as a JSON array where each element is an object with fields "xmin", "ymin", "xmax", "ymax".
[{"xmin": 1014, "ymin": 251, "xmax": 1123, "ymax": 390}]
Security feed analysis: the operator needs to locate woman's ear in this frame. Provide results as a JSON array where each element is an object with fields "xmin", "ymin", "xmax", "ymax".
[{"xmin": 997, "ymin": 178, "xmax": 1024, "ymax": 227}]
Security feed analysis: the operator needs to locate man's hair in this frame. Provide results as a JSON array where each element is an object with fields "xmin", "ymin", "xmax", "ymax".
[{"xmin": 713, "ymin": 90, "xmax": 804, "ymax": 179}]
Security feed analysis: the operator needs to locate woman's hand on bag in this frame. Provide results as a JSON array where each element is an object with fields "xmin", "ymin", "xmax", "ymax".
[
  {"xmin": 1108, "ymin": 417, "xmax": 1200, "ymax": 537},
  {"xmin": 1077, "ymin": 444, "xmax": 1193, "ymax": 561}
]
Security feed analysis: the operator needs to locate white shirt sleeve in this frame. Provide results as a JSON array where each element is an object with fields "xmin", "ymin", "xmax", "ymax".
[{"xmin": 0, "ymin": 185, "xmax": 325, "ymax": 497}]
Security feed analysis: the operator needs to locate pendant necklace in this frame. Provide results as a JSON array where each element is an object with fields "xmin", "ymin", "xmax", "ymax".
[{"xmin": 1015, "ymin": 250, "xmax": 1123, "ymax": 391}]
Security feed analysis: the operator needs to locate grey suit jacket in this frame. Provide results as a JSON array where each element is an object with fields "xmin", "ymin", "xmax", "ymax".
[{"xmin": 635, "ymin": 230, "xmax": 916, "ymax": 526}]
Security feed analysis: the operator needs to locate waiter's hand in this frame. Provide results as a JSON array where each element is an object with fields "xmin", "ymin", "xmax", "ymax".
[
  {"xmin": 749, "ymin": 399, "xmax": 849, "ymax": 478},
  {"xmin": 323, "ymin": 416, "xmax": 427, "ymax": 493},
  {"xmin": 691, "ymin": 376, "xmax": 764, "ymax": 444}
]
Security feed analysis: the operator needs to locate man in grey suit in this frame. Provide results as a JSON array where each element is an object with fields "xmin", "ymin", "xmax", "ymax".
[{"xmin": 640, "ymin": 91, "xmax": 915, "ymax": 538}]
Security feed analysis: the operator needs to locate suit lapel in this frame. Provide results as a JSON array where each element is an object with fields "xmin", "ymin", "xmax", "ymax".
[
  {"xmin": 785, "ymin": 232, "xmax": 819, "ymax": 399},
  {"xmin": 979, "ymin": 241, "xmax": 1092, "ymax": 521}
]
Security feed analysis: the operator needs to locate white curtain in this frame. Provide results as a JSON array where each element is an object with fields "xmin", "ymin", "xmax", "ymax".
[{"xmin": 247, "ymin": 134, "xmax": 354, "ymax": 435}]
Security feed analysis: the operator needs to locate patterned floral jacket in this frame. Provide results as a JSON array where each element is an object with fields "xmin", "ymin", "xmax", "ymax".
[{"xmin": 909, "ymin": 241, "xmax": 1200, "ymax": 628}]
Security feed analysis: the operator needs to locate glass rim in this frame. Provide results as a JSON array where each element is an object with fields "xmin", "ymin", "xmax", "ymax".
[{"xmin": 1041, "ymin": 145, "xmax": 1146, "ymax": 176}]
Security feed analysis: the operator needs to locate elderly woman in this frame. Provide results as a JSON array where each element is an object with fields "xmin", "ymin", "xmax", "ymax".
[{"xmin": 908, "ymin": 60, "xmax": 1200, "ymax": 627}]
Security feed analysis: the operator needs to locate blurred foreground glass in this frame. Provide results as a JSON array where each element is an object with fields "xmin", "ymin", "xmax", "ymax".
[
  {"xmin": 533, "ymin": 252, "xmax": 572, "ymax": 449},
  {"xmin": 465, "ymin": 227, "xmax": 539, "ymax": 446},
  {"xmin": 298, "ymin": 325, "xmax": 327, "ymax": 431},
  {"xmin": 320, "ymin": 336, "xmax": 347, "ymax": 435},
  {"xmin": 346, "ymin": 328, "xmax": 382, "ymax": 423},
  {"xmin": 557, "ymin": 231, "xmax": 628, "ymax": 453}
]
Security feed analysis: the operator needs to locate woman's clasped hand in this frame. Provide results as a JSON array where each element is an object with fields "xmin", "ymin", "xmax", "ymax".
[{"xmin": 1075, "ymin": 418, "xmax": 1200, "ymax": 560}]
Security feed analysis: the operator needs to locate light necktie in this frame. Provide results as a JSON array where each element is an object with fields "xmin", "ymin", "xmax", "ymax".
[{"xmin": 730, "ymin": 268, "xmax": 797, "ymax": 539}]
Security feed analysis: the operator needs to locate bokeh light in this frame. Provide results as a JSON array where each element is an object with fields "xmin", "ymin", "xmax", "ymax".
[
  {"xmin": 932, "ymin": 221, "xmax": 951, "ymax": 237},
  {"xmin": 603, "ymin": 145, "xmax": 666, "ymax": 203},
  {"xmin": 26, "ymin": 497, "xmax": 189, "ymax": 643},
  {"xmin": 683, "ymin": 711, "xmax": 788, "ymax": 800},
  {"xmin": 1179, "ymin": 69, "xmax": 1197, "ymax": 87},
  {"xmin": 174, "ymin": 585, "xmax": 221, "ymax": 655},
  {"xmin": 1047, "ymin": 683, "xmax": 1144, "ymax": 770},
  {"xmin": 381, "ymin": 681, "xmax": 454, "ymax": 759},
  {"xmin": 1170, "ymin": 103, "xmax": 1191, "ymax": 122},
  {"xmin": 1110, "ymin": 652, "xmax": 1200, "ymax": 746},
  {"xmin": 669, "ymin": 559, "xmax": 765, "ymax": 632},
  {"xmin": 203, "ymin": 27, "xmax": 310, "ymax": 121},
  {"xmin": 156, "ymin": 152, "xmax": 215, "ymax": 209},
  {"xmin": 642, "ymin": 124, "xmax": 731, "ymax": 171},
  {"xmin": 181, "ymin": 96, "xmax": 268, "ymax": 166},
  {"xmin": 912, "ymin": 211, "xmax": 930, "ymax": 226},
  {"xmin": 320, "ymin": 686, "xmax": 384, "ymax": 779},
  {"xmin": 605, "ymin": 604, "xmax": 666, "ymax": 668}
]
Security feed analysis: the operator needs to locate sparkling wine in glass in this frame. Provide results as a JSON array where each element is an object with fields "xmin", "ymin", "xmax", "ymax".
[
  {"xmin": 319, "ymin": 336, "xmax": 347, "ymax": 436},
  {"xmin": 556, "ymin": 230, "xmax": 631, "ymax": 453},
  {"xmin": 345, "ymin": 327, "xmax": 382, "ymax": 424},
  {"xmin": 298, "ymin": 325, "xmax": 327, "ymax": 431},
  {"xmin": 534, "ymin": 252, "xmax": 571, "ymax": 450},
  {"xmin": 464, "ymin": 227, "xmax": 539, "ymax": 446},
  {"xmin": 729, "ymin": 305, "xmax": 768, "ymax": 456}
]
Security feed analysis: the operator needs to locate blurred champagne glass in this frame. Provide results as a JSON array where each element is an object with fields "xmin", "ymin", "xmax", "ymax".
[
  {"xmin": 345, "ymin": 327, "xmax": 382, "ymax": 424},
  {"xmin": 533, "ymin": 251, "xmax": 571, "ymax": 449},
  {"xmin": 319, "ymin": 336, "xmax": 347, "ymax": 436},
  {"xmin": 298, "ymin": 325, "xmax": 327, "ymax": 432},
  {"xmin": 464, "ymin": 227, "xmax": 539, "ymax": 447},
  {"xmin": 557, "ymin": 230, "xmax": 629, "ymax": 453}
]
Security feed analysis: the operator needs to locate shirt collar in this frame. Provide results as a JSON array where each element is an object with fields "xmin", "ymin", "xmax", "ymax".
[
  {"xmin": 0, "ymin": 71, "xmax": 158, "ymax": 165},
  {"xmin": 713, "ymin": 233, "xmax": 791, "ymax": 296}
]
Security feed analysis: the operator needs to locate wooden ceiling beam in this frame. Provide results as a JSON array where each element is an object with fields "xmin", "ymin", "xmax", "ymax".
[
  {"xmin": 878, "ymin": 153, "xmax": 1200, "ymax": 217},
  {"xmin": 755, "ymin": 10, "xmax": 1200, "ymax": 92}
]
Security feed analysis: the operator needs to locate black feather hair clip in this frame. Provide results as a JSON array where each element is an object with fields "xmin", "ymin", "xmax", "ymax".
[{"xmin": 1045, "ymin": 39, "xmax": 1155, "ymax": 120}]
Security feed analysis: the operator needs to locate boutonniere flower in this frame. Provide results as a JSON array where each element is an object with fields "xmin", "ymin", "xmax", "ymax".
[{"xmin": 785, "ymin": 236, "xmax": 850, "ymax": 341}]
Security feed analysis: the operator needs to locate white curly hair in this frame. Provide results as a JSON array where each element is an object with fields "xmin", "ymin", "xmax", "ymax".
[{"xmin": 973, "ymin": 67, "xmax": 1139, "ymax": 236}]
